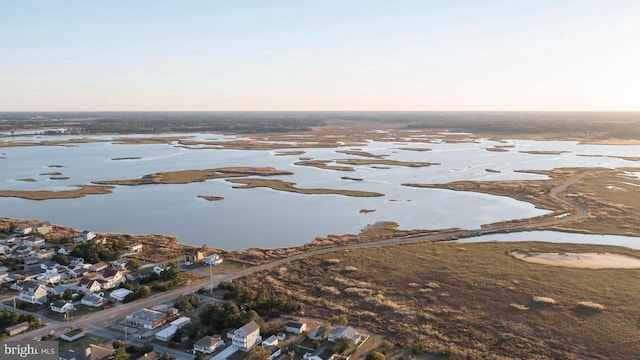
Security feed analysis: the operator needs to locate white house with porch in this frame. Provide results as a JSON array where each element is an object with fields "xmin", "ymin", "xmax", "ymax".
[{"xmin": 227, "ymin": 320, "xmax": 262, "ymax": 351}]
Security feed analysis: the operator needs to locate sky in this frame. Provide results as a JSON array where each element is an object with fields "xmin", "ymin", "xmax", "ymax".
[{"xmin": 1, "ymin": 0, "xmax": 639, "ymax": 111}]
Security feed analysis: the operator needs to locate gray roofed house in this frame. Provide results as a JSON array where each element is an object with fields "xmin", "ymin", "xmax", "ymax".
[
  {"xmin": 328, "ymin": 326, "xmax": 359, "ymax": 343},
  {"xmin": 285, "ymin": 320, "xmax": 307, "ymax": 334},
  {"xmin": 17, "ymin": 281, "xmax": 48, "ymax": 305},
  {"xmin": 228, "ymin": 320, "xmax": 262, "ymax": 351},
  {"xmin": 124, "ymin": 308, "xmax": 168, "ymax": 329},
  {"xmin": 81, "ymin": 293, "xmax": 104, "ymax": 308},
  {"xmin": 304, "ymin": 346, "xmax": 335, "ymax": 360}
]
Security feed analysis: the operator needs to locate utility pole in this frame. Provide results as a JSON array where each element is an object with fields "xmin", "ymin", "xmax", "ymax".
[{"xmin": 210, "ymin": 261, "xmax": 214, "ymax": 296}]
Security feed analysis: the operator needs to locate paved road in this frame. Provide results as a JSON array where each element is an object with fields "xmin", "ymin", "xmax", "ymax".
[{"xmin": 7, "ymin": 169, "xmax": 595, "ymax": 354}]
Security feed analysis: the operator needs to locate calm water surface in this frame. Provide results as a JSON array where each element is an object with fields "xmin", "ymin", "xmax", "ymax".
[{"xmin": 1, "ymin": 134, "xmax": 638, "ymax": 249}]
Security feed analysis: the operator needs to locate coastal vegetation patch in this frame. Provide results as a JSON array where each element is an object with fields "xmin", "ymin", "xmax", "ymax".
[
  {"xmin": 336, "ymin": 159, "xmax": 438, "ymax": 167},
  {"xmin": 111, "ymin": 157, "xmax": 142, "ymax": 160},
  {"xmin": 197, "ymin": 195, "xmax": 224, "ymax": 201},
  {"xmin": 335, "ymin": 149, "xmax": 385, "ymax": 158},
  {"xmin": 227, "ymin": 178, "xmax": 384, "ymax": 197},
  {"xmin": 92, "ymin": 167, "xmax": 294, "ymax": 185},
  {"xmin": 485, "ymin": 146, "xmax": 510, "ymax": 152},
  {"xmin": 274, "ymin": 150, "xmax": 306, "ymax": 156},
  {"xmin": 295, "ymin": 160, "xmax": 355, "ymax": 171},
  {"xmin": 0, "ymin": 185, "xmax": 114, "ymax": 200},
  {"xmin": 519, "ymin": 150, "xmax": 570, "ymax": 155},
  {"xmin": 396, "ymin": 147, "xmax": 432, "ymax": 152}
]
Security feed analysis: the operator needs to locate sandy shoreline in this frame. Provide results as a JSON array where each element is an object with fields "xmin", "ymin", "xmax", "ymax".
[{"xmin": 510, "ymin": 250, "xmax": 640, "ymax": 269}]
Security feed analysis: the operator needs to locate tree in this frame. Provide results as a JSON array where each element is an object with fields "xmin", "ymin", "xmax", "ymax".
[
  {"xmin": 51, "ymin": 253, "xmax": 69, "ymax": 266},
  {"xmin": 329, "ymin": 315, "xmax": 348, "ymax": 326},
  {"xmin": 247, "ymin": 346, "xmax": 270, "ymax": 360},
  {"xmin": 332, "ymin": 337, "xmax": 355, "ymax": 355},
  {"xmin": 113, "ymin": 345, "xmax": 130, "ymax": 360},
  {"xmin": 170, "ymin": 328, "xmax": 183, "ymax": 343},
  {"xmin": 161, "ymin": 352, "xmax": 171, "ymax": 360},
  {"xmin": 160, "ymin": 262, "xmax": 179, "ymax": 281},
  {"xmin": 125, "ymin": 259, "xmax": 142, "ymax": 272},
  {"xmin": 366, "ymin": 351, "xmax": 386, "ymax": 360}
]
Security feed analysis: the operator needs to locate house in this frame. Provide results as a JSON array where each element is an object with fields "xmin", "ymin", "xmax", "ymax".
[
  {"xmin": 308, "ymin": 326, "xmax": 327, "ymax": 341},
  {"xmin": 5, "ymin": 321, "xmax": 30, "ymax": 336},
  {"xmin": 69, "ymin": 266, "xmax": 89, "ymax": 279},
  {"xmin": 70, "ymin": 257, "xmax": 85, "ymax": 267},
  {"xmin": 59, "ymin": 344, "xmax": 113, "ymax": 360},
  {"xmin": 193, "ymin": 335, "xmax": 224, "ymax": 354},
  {"xmin": 57, "ymin": 245, "xmax": 75, "ymax": 255},
  {"xmin": 262, "ymin": 335, "xmax": 278, "ymax": 347},
  {"xmin": 228, "ymin": 320, "xmax": 262, "ymax": 351},
  {"xmin": 135, "ymin": 351, "xmax": 160, "ymax": 360},
  {"xmin": 203, "ymin": 254, "xmax": 223, "ymax": 266},
  {"xmin": 0, "ymin": 271, "xmax": 12, "ymax": 283},
  {"xmin": 149, "ymin": 304, "xmax": 179, "ymax": 320},
  {"xmin": 111, "ymin": 260, "xmax": 126, "ymax": 270},
  {"xmin": 33, "ymin": 222, "xmax": 52, "ymax": 235},
  {"xmin": 61, "ymin": 327, "xmax": 85, "ymax": 342},
  {"xmin": 328, "ymin": 326, "xmax": 360, "ymax": 343},
  {"xmin": 81, "ymin": 293, "xmax": 104, "ymax": 308},
  {"xmin": 171, "ymin": 316, "xmax": 191, "ymax": 329},
  {"xmin": 1, "ymin": 236, "xmax": 18, "ymax": 245},
  {"xmin": 37, "ymin": 249, "xmax": 55, "ymax": 259},
  {"xmin": 285, "ymin": 321, "xmax": 307, "ymax": 334},
  {"xmin": 124, "ymin": 308, "xmax": 168, "ymax": 329},
  {"xmin": 78, "ymin": 278, "xmax": 102, "ymax": 293},
  {"xmin": 304, "ymin": 347, "xmax": 335, "ymax": 360},
  {"xmin": 110, "ymin": 288, "xmax": 132, "ymax": 302},
  {"xmin": 18, "ymin": 281, "xmax": 48, "ymax": 305},
  {"xmin": 76, "ymin": 231, "xmax": 96, "ymax": 243},
  {"xmin": 97, "ymin": 269, "xmax": 125, "ymax": 289},
  {"xmin": 37, "ymin": 268, "xmax": 61, "ymax": 284},
  {"xmin": 13, "ymin": 227, "xmax": 32, "ymax": 236},
  {"xmin": 265, "ymin": 346, "xmax": 281, "ymax": 360},
  {"xmin": 90, "ymin": 261, "xmax": 109, "ymax": 272},
  {"xmin": 50, "ymin": 285, "xmax": 67, "ymax": 296},
  {"xmin": 155, "ymin": 325, "xmax": 178, "ymax": 342},
  {"xmin": 23, "ymin": 255, "xmax": 41, "ymax": 266},
  {"xmin": 50, "ymin": 300, "xmax": 74, "ymax": 313},
  {"xmin": 41, "ymin": 261, "xmax": 58, "ymax": 271},
  {"xmin": 152, "ymin": 266, "xmax": 164, "ymax": 275},
  {"xmin": 22, "ymin": 235, "xmax": 45, "ymax": 247},
  {"xmin": 185, "ymin": 249, "xmax": 205, "ymax": 263},
  {"xmin": 126, "ymin": 243, "xmax": 143, "ymax": 253}
]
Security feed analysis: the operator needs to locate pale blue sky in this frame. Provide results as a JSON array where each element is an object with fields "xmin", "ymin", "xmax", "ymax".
[{"xmin": 1, "ymin": 0, "xmax": 639, "ymax": 111}]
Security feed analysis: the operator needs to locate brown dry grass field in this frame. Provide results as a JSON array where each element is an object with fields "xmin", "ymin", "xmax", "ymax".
[{"xmin": 246, "ymin": 241, "xmax": 640, "ymax": 359}]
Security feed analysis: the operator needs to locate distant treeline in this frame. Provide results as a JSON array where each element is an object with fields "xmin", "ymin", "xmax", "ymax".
[
  {"xmin": 1, "ymin": 111, "xmax": 639, "ymax": 138},
  {"xmin": 402, "ymin": 112, "xmax": 640, "ymax": 139},
  {"xmin": 0, "ymin": 111, "xmax": 331, "ymax": 134}
]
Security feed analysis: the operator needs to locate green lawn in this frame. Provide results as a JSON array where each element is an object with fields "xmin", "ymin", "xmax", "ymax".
[{"xmin": 58, "ymin": 333, "xmax": 109, "ymax": 352}]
